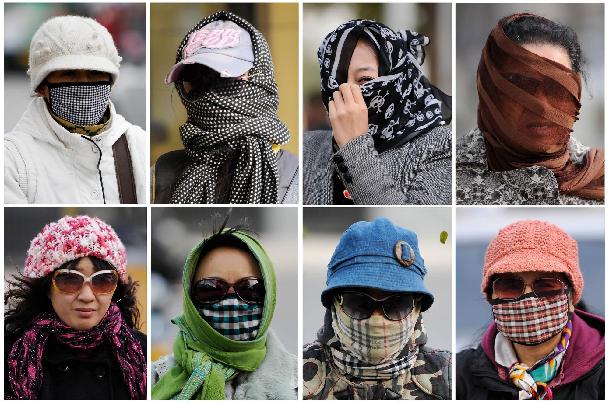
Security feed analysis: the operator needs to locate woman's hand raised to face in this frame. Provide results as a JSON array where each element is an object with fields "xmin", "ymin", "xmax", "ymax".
[{"xmin": 329, "ymin": 83, "xmax": 369, "ymax": 148}]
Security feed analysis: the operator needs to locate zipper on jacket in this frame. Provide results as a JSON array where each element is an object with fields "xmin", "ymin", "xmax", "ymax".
[{"xmin": 81, "ymin": 135, "xmax": 107, "ymax": 204}]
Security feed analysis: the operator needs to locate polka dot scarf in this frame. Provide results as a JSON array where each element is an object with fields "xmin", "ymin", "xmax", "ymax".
[
  {"xmin": 170, "ymin": 11, "xmax": 290, "ymax": 204},
  {"xmin": 7, "ymin": 303, "xmax": 146, "ymax": 400},
  {"xmin": 318, "ymin": 20, "xmax": 446, "ymax": 152}
]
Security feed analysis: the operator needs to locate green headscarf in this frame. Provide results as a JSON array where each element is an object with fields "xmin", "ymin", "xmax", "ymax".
[{"xmin": 152, "ymin": 230, "xmax": 277, "ymax": 399}]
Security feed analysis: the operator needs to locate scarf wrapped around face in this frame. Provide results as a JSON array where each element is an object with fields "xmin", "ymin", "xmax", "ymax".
[
  {"xmin": 169, "ymin": 11, "xmax": 290, "ymax": 204},
  {"xmin": 317, "ymin": 303, "xmax": 425, "ymax": 380},
  {"xmin": 7, "ymin": 303, "xmax": 146, "ymax": 400},
  {"xmin": 318, "ymin": 19, "xmax": 447, "ymax": 152},
  {"xmin": 151, "ymin": 230, "xmax": 277, "ymax": 400},
  {"xmin": 477, "ymin": 13, "xmax": 604, "ymax": 201}
]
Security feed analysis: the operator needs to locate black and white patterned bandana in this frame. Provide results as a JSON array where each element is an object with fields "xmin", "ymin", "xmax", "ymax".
[
  {"xmin": 318, "ymin": 20, "xmax": 446, "ymax": 152},
  {"xmin": 197, "ymin": 294, "xmax": 263, "ymax": 341},
  {"xmin": 47, "ymin": 81, "xmax": 111, "ymax": 126},
  {"xmin": 169, "ymin": 11, "xmax": 290, "ymax": 204}
]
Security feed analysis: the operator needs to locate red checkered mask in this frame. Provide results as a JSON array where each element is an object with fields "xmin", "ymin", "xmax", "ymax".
[{"xmin": 492, "ymin": 293, "xmax": 569, "ymax": 346}]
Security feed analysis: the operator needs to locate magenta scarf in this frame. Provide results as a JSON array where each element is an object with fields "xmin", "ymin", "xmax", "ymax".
[{"xmin": 7, "ymin": 303, "xmax": 146, "ymax": 400}]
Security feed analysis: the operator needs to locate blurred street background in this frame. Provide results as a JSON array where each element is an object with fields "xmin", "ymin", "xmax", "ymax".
[
  {"xmin": 150, "ymin": 207, "xmax": 297, "ymax": 361},
  {"xmin": 303, "ymin": 3, "xmax": 451, "ymax": 133},
  {"xmin": 4, "ymin": 3, "xmax": 146, "ymax": 130},
  {"xmin": 150, "ymin": 3, "xmax": 299, "ymax": 165},
  {"xmin": 456, "ymin": 3, "xmax": 604, "ymax": 147},
  {"xmin": 4, "ymin": 207, "xmax": 147, "ymax": 332},
  {"xmin": 456, "ymin": 207, "xmax": 605, "ymax": 352},
  {"xmin": 303, "ymin": 207, "xmax": 452, "ymax": 352}
]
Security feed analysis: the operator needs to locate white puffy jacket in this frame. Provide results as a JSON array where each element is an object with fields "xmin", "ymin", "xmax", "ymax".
[{"xmin": 5, "ymin": 97, "xmax": 146, "ymax": 204}]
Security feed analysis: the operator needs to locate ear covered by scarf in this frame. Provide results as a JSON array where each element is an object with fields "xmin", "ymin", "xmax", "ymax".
[
  {"xmin": 318, "ymin": 19, "xmax": 449, "ymax": 152},
  {"xmin": 477, "ymin": 13, "xmax": 604, "ymax": 201},
  {"xmin": 169, "ymin": 11, "xmax": 290, "ymax": 204},
  {"xmin": 151, "ymin": 230, "xmax": 277, "ymax": 400}
]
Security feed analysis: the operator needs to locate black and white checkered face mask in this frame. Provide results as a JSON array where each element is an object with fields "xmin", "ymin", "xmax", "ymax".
[
  {"xmin": 47, "ymin": 81, "xmax": 111, "ymax": 126},
  {"xmin": 197, "ymin": 293, "xmax": 263, "ymax": 341}
]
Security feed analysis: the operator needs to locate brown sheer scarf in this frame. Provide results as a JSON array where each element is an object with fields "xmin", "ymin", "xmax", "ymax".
[{"xmin": 477, "ymin": 14, "xmax": 604, "ymax": 201}]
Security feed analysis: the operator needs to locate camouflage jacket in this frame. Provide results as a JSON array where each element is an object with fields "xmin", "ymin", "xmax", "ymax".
[
  {"xmin": 456, "ymin": 128, "xmax": 602, "ymax": 205},
  {"xmin": 303, "ymin": 340, "xmax": 451, "ymax": 400}
]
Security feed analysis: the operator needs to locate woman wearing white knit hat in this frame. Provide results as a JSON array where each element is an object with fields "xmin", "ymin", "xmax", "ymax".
[{"xmin": 5, "ymin": 15, "xmax": 146, "ymax": 204}]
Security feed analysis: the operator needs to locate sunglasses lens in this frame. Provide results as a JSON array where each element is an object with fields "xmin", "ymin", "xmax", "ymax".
[
  {"xmin": 91, "ymin": 271, "xmax": 118, "ymax": 294},
  {"xmin": 533, "ymin": 278, "xmax": 565, "ymax": 297},
  {"xmin": 54, "ymin": 271, "xmax": 84, "ymax": 294},
  {"xmin": 339, "ymin": 293, "xmax": 375, "ymax": 320},
  {"xmin": 234, "ymin": 278, "xmax": 265, "ymax": 303},
  {"xmin": 383, "ymin": 295, "xmax": 415, "ymax": 320},
  {"xmin": 193, "ymin": 279, "xmax": 229, "ymax": 303},
  {"xmin": 492, "ymin": 278, "xmax": 524, "ymax": 300}
]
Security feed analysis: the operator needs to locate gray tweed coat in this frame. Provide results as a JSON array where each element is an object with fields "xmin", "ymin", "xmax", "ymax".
[
  {"xmin": 456, "ymin": 128, "xmax": 603, "ymax": 205},
  {"xmin": 303, "ymin": 125, "xmax": 452, "ymax": 205}
]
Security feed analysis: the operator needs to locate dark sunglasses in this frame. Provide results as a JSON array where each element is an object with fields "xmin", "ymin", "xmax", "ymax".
[
  {"xmin": 491, "ymin": 277, "xmax": 569, "ymax": 302},
  {"xmin": 191, "ymin": 277, "xmax": 265, "ymax": 304},
  {"xmin": 52, "ymin": 269, "xmax": 118, "ymax": 295},
  {"xmin": 335, "ymin": 291, "xmax": 418, "ymax": 321}
]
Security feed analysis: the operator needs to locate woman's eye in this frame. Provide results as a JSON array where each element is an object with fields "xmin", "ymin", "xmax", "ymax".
[{"xmin": 357, "ymin": 76, "xmax": 374, "ymax": 84}]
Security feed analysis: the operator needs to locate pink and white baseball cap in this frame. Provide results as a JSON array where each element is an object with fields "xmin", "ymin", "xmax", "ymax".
[{"xmin": 165, "ymin": 19, "xmax": 254, "ymax": 83}]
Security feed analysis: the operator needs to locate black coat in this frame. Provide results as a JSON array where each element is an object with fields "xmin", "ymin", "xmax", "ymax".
[
  {"xmin": 456, "ymin": 346, "xmax": 605, "ymax": 400},
  {"xmin": 5, "ymin": 330, "xmax": 147, "ymax": 400}
]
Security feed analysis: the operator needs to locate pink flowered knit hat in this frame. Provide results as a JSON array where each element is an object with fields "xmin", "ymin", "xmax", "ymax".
[
  {"xmin": 24, "ymin": 215, "xmax": 128, "ymax": 283},
  {"xmin": 481, "ymin": 220, "xmax": 583, "ymax": 303}
]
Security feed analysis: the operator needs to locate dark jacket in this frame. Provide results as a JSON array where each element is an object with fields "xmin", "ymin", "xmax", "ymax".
[
  {"xmin": 456, "ymin": 310, "xmax": 604, "ymax": 400},
  {"xmin": 151, "ymin": 149, "xmax": 299, "ymax": 204},
  {"xmin": 5, "ymin": 330, "xmax": 147, "ymax": 400}
]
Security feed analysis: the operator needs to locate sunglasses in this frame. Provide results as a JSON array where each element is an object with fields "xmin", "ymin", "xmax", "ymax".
[
  {"xmin": 191, "ymin": 277, "xmax": 265, "ymax": 304},
  {"xmin": 335, "ymin": 291, "xmax": 418, "ymax": 321},
  {"xmin": 52, "ymin": 269, "xmax": 119, "ymax": 295},
  {"xmin": 491, "ymin": 277, "xmax": 568, "ymax": 302}
]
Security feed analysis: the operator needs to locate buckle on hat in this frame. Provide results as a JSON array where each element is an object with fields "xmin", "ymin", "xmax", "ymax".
[{"xmin": 394, "ymin": 241, "xmax": 415, "ymax": 267}]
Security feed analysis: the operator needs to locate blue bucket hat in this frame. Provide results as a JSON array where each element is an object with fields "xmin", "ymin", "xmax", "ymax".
[{"xmin": 321, "ymin": 217, "xmax": 434, "ymax": 311}]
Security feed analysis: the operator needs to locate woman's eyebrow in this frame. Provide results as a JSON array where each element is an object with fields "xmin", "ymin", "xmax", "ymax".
[{"xmin": 353, "ymin": 66, "xmax": 376, "ymax": 73}]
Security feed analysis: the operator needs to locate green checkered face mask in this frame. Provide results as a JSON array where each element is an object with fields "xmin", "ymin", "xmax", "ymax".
[
  {"xmin": 197, "ymin": 293, "xmax": 263, "ymax": 341},
  {"xmin": 332, "ymin": 300, "xmax": 419, "ymax": 364}
]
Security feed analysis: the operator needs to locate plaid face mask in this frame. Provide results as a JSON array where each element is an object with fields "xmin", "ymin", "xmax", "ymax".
[
  {"xmin": 197, "ymin": 293, "xmax": 263, "ymax": 341},
  {"xmin": 47, "ymin": 81, "xmax": 111, "ymax": 126},
  {"xmin": 492, "ymin": 293, "xmax": 569, "ymax": 346},
  {"xmin": 332, "ymin": 300, "xmax": 419, "ymax": 365}
]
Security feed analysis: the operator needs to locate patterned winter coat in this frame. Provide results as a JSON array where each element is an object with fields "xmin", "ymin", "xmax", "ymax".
[
  {"xmin": 456, "ymin": 128, "xmax": 603, "ymax": 205},
  {"xmin": 303, "ymin": 125, "xmax": 452, "ymax": 205},
  {"xmin": 303, "ymin": 320, "xmax": 451, "ymax": 400}
]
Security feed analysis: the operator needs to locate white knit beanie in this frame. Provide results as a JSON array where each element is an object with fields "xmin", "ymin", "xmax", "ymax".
[{"xmin": 28, "ymin": 15, "xmax": 122, "ymax": 92}]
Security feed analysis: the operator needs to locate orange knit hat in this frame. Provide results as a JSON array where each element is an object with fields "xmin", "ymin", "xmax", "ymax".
[{"xmin": 481, "ymin": 220, "xmax": 583, "ymax": 303}]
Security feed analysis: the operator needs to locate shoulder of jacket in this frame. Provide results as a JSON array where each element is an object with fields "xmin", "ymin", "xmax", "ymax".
[
  {"xmin": 131, "ymin": 329, "xmax": 147, "ymax": 349},
  {"xmin": 231, "ymin": 330, "xmax": 297, "ymax": 399},
  {"xmin": 151, "ymin": 353, "xmax": 176, "ymax": 385},
  {"xmin": 412, "ymin": 346, "xmax": 452, "ymax": 399},
  {"xmin": 456, "ymin": 346, "xmax": 484, "ymax": 370},
  {"xmin": 411, "ymin": 125, "xmax": 452, "ymax": 156},
  {"xmin": 303, "ymin": 130, "xmax": 332, "ymax": 151},
  {"xmin": 303, "ymin": 341, "xmax": 329, "ymax": 399},
  {"xmin": 277, "ymin": 149, "xmax": 299, "ymax": 175},
  {"xmin": 456, "ymin": 128, "xmax": 486, "ymax": 165}
]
